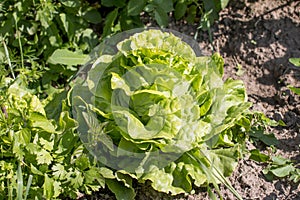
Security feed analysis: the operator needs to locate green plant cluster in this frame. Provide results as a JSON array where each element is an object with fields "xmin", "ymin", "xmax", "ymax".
[
  {"xmin": 0, "ymin": 0, "xmax": 101, "ymax": 92},
  {"xmin": 0, "ymin": 77, "xmax": 108, "ymax": 199},
  {"xmin": 1, "ymin": 0, "xmax": 298, "ymax": 200},
  {"xmin": 0, "ymin": 0, "xmax": 229, "ymax": 89}
]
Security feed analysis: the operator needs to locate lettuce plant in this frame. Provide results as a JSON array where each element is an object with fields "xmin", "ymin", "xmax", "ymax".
[{"xmin": 71, "ymin": 29, "xmax": 253, "ymax": 199}]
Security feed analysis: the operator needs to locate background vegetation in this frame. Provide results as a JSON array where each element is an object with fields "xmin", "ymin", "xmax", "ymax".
[{"xmin": 0, "ymin": 0, "xmax": 298, "ymax": 199}]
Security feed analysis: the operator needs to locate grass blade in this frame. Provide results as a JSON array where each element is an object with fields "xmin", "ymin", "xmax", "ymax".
[
  {"xmin": 2, "ymin": 38, "xmax": 16, "ymax": 79},
  {"xmin": 24, "ymin": 175, "xmax": 33, "ymax": 200},
  {"xmin": 17, "ymin": 163, "xmax": 23, "ymax": 200},
  {"xmin": 187, "ymin": 151, "xmax": 243, "ymax": 200}
]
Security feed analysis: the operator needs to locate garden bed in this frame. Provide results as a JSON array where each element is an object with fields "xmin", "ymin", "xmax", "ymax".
[{"xmin": 89, "ymin": 0, "xmax": 300, "ymax": 199}]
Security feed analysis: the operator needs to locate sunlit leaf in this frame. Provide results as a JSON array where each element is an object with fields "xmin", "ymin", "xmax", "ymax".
[
  {"xmin": 288, "ymin": 85, "xmax": 300, "ymax": 95},
  {"xmin": 270, "ymin": 165, "xmax": 295, "ymax": 178},
  {"xmin": 289, "ymin": 58, "xmax": 300, "ymax": 67},
  {"xmin": 47, "ymin": 49, "xmax": 89, "ymax": 66}
]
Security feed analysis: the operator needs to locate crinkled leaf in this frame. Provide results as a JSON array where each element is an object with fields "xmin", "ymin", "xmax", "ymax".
[
  {"xmin": 142, "ymin": 165, "xmax": 186, "ymax": 194},
  {"xmin": 36, "ymin": 149, "xmax": 53, "ymax": 165},
  {"xmin": 72, "ymin": 30, "xmax": 260, "ymax": 198}
]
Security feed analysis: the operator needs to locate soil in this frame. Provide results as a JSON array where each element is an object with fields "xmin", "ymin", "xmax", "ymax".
[{"xmin": 85, "ymin": 0, "xmax": 300, "ymax": 199}]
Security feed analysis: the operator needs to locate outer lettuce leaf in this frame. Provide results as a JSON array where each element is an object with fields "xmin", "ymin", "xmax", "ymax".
[{"xmin": 141, "ymin": 164, "xmax": 187, "ymax": 195}]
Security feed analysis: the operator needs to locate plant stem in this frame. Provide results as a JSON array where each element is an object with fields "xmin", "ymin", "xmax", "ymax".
[
  {"xmin": 17, "ymin": 30, "xmax": 24, "ymax": 69},
  {"xmin": 13, "ymin": 12, "xmax": 24, "ymax": 69}
]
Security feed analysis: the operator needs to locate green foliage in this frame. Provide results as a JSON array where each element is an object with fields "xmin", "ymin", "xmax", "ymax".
[
  {"xmin": 47, "ymin": 49, "xmax": 90, "ymax": 66},
  {"xmin": 0, "ymin": 0, "xmax": 100, "ymax": 89},
  {"xmin": 289, "ymin": 58, "xmax": 300, "ymax": 67},
  {"xmin": 0, "ymin": 0, "xmax": 232, "ymax": 198},
  {"xmin": 263, "ymin": 156, "xmax": 300, "ymax": 182},
  {"xmin": 0, "ymin": 77, "xmax": 106, "ymax": 199},
  {"xmin": 101, "ymin": 0, "xmax": 230, "ymax": 32},
  {"xmin": 288, "ymin": 58, "xmax": 300, "ymax": 95},
  {"xmin": 249, "ymin": 148, "xmax": 300, "ymax": 183},
  {"xmin": 247, "ymin": 113, "xmax": 300, "ymax": 183},
  {"xmin": 200, "ymin": 0, "xmax": 229, "ymax": 30},
  {"xmin": 0, "ymin": 0, "xmax": 230, "ymax": 89},
  {"xmin": 4, "ymin": 0, "xmax": 298, "ymax": 199}
]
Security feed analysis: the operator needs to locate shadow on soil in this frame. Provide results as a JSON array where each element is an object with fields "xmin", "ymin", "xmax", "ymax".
[
  {"xmin": 214, "ymin": 0, "xmax": 300, "ymax": 150},
  {"xmin": 217, "ymin": 0, "xmax": 300, "ymax": 87}
]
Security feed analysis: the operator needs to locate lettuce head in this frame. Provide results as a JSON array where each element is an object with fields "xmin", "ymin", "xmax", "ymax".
[{"xmin": 71, "ymin": 29, "xmax": 251, "ymax": 197}]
